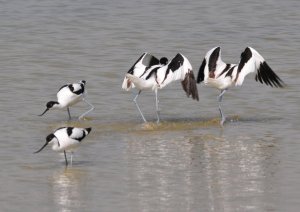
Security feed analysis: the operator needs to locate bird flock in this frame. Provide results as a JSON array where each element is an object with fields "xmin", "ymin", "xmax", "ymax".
[{"xmin": 35, "ymin": 46, "xmax": 285, "ymax": 166}]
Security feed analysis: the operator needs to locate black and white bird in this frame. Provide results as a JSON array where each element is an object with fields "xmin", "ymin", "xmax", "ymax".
[
  {"xmin": 197, "ymin": 46, "xmax": 285, "ymax": 125},
  {"xmin": 122, "ymin": 52, "xmax": 199, "ymax": 123},
  {"xmin": 34, "ymin": 127, "xmax": 92, "ymax": 166},
  {"xmin": 39, "ymin": 80, "xmax": 94, "ymax": 120}
]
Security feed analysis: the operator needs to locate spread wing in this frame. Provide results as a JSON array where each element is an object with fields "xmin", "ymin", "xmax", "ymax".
[
  {"xmin": 235, "ymin": 47, "xmax": 284, "ymax": 87},
  {"xmin": 122, "ymin": 53, "xmax": 160, "ymax": 91},
  {"xmin": 197, "ymin": 46, "xmax": 226, "ymax": 83},
  {"xmin": 158, "ymin": 53, "xmax": 199, "ymax": 101}
]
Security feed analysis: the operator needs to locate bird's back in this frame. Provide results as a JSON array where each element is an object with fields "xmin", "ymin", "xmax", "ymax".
[
  {"xmin": 53, "ymin": 127, "xmax": 91, "ymax": 151},
  {"xmin": 57, "ymin": 83, "xmax": 84, "ymax": 107}
]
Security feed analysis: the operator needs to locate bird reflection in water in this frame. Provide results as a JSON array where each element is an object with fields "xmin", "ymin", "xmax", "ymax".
[
  {"xmin": 51, "ymin": 168, "xmax": 86, "ymax": 212},
  {"xmin": 190, "ymin": 133, "xmax": 278, "ymax": 211},
  {"xmin": 125, "ymin": 128, "xmax": 277, "ymax": 211}
]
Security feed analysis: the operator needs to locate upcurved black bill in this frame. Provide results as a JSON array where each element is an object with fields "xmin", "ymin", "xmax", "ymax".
[
  {"xmin": 38, "ymin": 108, "xmax": 49, "ymax": 116},
  {"xmin": 34, "ymin": 142, "xmax": 49, "ymax": 153}
]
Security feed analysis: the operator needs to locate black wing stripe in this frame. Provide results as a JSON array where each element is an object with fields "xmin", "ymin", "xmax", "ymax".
[
  {"xmin": 217, "ymin": 64, "xmax": 231, "ymax": 78},
  {"xmin": 168, "ymin": 53, "xmax": 184, "ymax": 72},
  {"xmin": 162, "ymin": 53, "xmax": 183, "ymax": 84},
  {"xmin": 142, "ymin": 53, "xmax": 159, "ymax": 67},
  {"xmin": 145, "ymin": 67, "xmax": 160, "ymax": 80},
  {"xmin": 225, "ymin": 66, "xmax": 236, "ymax": 78},
  {"xmin": 75, "ymin": 131, "xmax": 86, "ymax": 142},
  {"xmin": 237, "ymin": 47, "xmax": 252, "ymax": 73},
  {"xmin": 67, "ymin": 127, "xmax": 73, "ymax": 136},
  {"xmin": 138, "ymin": 55, "xmax": 160, "ymax": 78},
  {"xmin": 58, "ymin": 84, "xmax": 68, "ymax": 92},
  {"xmin": 69, "ymin": 84, "xmax": 84, "ymax": 95},
  {"xmin": 208, "ymin": 47, "xmax": 220, "ymax": 73},
  {"xmin": 128, "ymin": 53, "xmax": 159, "ymax": 75},
  {"xmin": 197, "ymin": 58, "xmax": 206, "ymax": 83},
  {"xmin": 256, "ymin": 69, "xmax": 263, "ymax": 84},
  {"xmin": 128, "ymin": 53, "xmax": 146, "ymax": 74}
]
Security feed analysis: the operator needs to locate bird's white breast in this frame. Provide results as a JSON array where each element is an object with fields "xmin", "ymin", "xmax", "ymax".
[
  {"xmin": 57, "ymin": 87, "xmax": 82, "ymax": 108},
  {"xmin": 53, "ymin": 129, "xmax": 80, "ymax": 152}
]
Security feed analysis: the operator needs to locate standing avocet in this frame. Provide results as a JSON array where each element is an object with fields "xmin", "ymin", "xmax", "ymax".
[
  {"xmin": 34, "ymin": 127, "xmax": 92, "ymax": 166},
  {"xmin": 122, "ymin": 52, "xmax": 199, "ymax": 123},
  {"xmin": 197, "ymin": 46, "xmax": 285, "ymax": 125},
  {"xmin": 39, "ymin": 80, "xmax": 94, "ymax": 120}
]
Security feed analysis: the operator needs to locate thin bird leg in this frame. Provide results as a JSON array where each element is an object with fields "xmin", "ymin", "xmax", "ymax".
[
  {"xmin": 64, "ymin": 150, "xmax": 68, "ymax": 166},
  {"xmin": 133, "ymin": 90, "xmax": 147, "ymax": 123},
  {"xmin": 155, "ymin": 89, "xmax": 160, "ymax": 123},
  {"xmin": 67, "ymin": 107, "xmax": 71, "ymax": 120},
  {"xmin": 79, "ymin": 97, "xmax": 95, "ymax": 120},
  {"xmin": 218, "ymin": 89, "xmax": 227, "ymax": 125},
  {"xmin": 70, "ymin": 152, "xmax": 73, "ymax": 166}
]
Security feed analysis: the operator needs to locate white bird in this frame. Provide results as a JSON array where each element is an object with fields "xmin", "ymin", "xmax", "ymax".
[
  {"xmin": 122, "ymin": 52, "xmax": 199, "ymax": 123},
  {"xmin": 34, "ymin": 127, "xmax": 92, "ymax": 166},
  {"xmin": 39, "ymin": 80, "xmax": 94, "ymax": 120},
  {"xmin": 197, "ymin": 46, "xmax": 285, "ymax": 125}
]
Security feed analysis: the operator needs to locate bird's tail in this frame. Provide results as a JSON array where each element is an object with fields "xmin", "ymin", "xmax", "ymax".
[
  {"xmin": 181, "ymin": 70, "xmax": 199, "ymax": 101},
  {"xmin": 85, "ymin": 127, "xmax": 92, "ymax": 135},
  {"xmin": 122, "ymin": 76, "xmax": 134, "ymax": 91},
  {"xmin": 125, "ymin": 74, "xmax": 153, "ymax": 90}
]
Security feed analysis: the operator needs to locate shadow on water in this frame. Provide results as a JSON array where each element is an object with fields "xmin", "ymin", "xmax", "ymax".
[{"xmin": 44, "ymin": 115, "xmax": 283, "ymax": 134}]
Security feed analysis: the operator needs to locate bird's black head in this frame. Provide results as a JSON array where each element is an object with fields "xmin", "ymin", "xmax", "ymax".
[
  {"xmin": 160, "ymin": 57, "xmax": 168, "ymax": 65},
  {"xmin": 38, "ymin": 101, "xmax": 59, "ymax": 117},
  {"xmin": 80, "ymin": 80, "xmax": 86, "ymax": 85},
  {"xmin": 34, "ymin": 133, "xmax": 56, "ymax": 154},
  {"xmin": 46, "ymin": 101, "xmax": 59, "ymax": 109},
  {"xmin": 46, "ymin": 133, "xmax": 56, "ymax": 143}
]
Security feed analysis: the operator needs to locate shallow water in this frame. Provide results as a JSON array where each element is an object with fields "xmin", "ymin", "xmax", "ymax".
[{"xmin": 1, "ymin": 0, "xmax": 300, "ymax": 211}]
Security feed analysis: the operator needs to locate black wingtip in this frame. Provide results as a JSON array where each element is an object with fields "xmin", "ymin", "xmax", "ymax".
[
  {"xmin": 181, "ymin": 71, "xmax": 199, "ymax": 101},
  {"xmin": 86, "ymin": 128, "xmax": 92, "ymax": 134},
  {"xmin": 256, "ymin": 61, "xmax": 285, "ymax": 88}
]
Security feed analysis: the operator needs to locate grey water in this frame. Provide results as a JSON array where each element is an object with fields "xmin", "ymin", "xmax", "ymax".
[{"xmin": 0, "ymin": 0, "xmax": 299, "ymax": 211}]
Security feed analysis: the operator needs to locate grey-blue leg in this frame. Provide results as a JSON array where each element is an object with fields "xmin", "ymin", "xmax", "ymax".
[
  {"xmin": 218, "ymin": 89, "xmax": 227, "ymax": 125},
  {"xmin": 155, "ymin": 89, "xmax": 160, "ymax": 123},
  {"xmin": 79, "ymin": 97, "xmax": 95, "ymax": 120},
  {"xmin": 70, "ymin": 152, "xmax": 73, "ymax": 166},
  {"xmin": 64, "ymin": 150, "xmax": 68, "ymax": 166},
  {"xmin": 67, "ymin": 107, "xmax": 71, "ymax": 120},
  {"xmin": 133, "ymin": 90, "xmax": 147, "ymax": 123}
]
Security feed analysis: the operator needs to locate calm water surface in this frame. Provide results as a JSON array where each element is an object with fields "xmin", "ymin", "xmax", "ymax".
[{"xmin": 0, "ymin": 0, "xmax": 299, "ymax": 211}]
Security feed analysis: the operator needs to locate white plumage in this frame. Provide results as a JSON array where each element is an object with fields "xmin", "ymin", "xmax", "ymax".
[
  {"xmin": 39, "ymin": 80, "xmax": 94, "ymax": 120},
  {"xmin": 34, "ymin": 127, "xmax": 92, "ymax": 166},
  {"xmin": 197, "ymin": 46, "xmax": 285, "ymax": 125},
  {"xmin": 122, "ymin": 52, "xmax": 199, "ymax": 123}
]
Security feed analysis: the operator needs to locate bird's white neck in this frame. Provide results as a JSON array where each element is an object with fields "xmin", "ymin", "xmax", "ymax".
[
  {"xmin": 51, "ymin": 140, "xmax": 62, "ymax": 151},
  {"xmin": 52, "ymin": 103, "xmax": 65, "ymax": 109}
]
